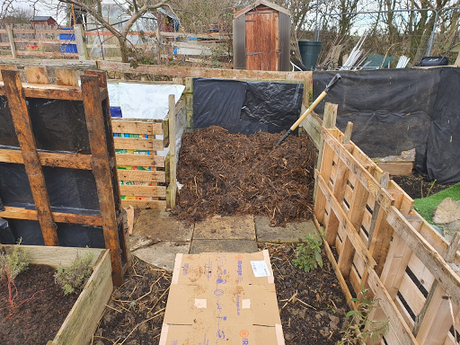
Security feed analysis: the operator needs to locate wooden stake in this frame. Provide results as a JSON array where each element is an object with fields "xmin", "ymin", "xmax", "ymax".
[{"xmin": 2, "ymin": 69, "xmax": 58, "ymax": 246}]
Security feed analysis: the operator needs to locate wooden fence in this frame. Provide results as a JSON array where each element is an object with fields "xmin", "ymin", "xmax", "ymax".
[
  {"xmin": 313, "ymin": 104, "xmax": 460, "ymax": 345},
  {"xmin": 0, "ymin": 24, "xmax": 81, "ymax": 59},
  {"xmin": 0, "ymin": 66, "xmax": 129, "ymax": 286}
]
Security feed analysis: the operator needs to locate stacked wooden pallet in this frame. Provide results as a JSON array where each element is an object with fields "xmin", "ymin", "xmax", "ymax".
[{"xmin": 314, "ymin": 105, "xmax": 460, "ymax": 344}]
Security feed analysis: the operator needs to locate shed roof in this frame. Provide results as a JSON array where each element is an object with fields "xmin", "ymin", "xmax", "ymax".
[
  {"xmin": 32, "ymin": 16, "xmax": 56, "ymax": 22},
  {"xmin": 234, "ymin": 0, "xmax": 290, "ymax": 18}
]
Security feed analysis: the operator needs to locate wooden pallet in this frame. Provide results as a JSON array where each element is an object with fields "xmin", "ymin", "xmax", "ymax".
[
  {"xmin": 315, "ymin": 105, "xmax": 460, "ymax": 345},
  {"xmin": 0, "ymin": 66, "xmax": 128, "ymax": 286},
  {"xmin": 111, "ymin": 118, "xmax": 166, "ymax": 209}
]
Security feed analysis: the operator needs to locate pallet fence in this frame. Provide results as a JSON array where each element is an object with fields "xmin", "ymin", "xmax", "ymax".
[
  {"xmin": 0, "ymin": 65, "xmax": 129, "ymax": 285},
  {"xmin": 110, "ymin": 95, "xmax": 186, "ymax": 210},
  {"xmin": 313, "ymin": 103, "xmax": 460, "ymax": 345}
]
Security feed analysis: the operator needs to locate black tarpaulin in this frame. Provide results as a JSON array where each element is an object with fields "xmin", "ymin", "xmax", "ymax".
[
  {"xmin": 193, "ymin": 78, "xmax": 304, "ymax": 135},
  {"xmin": 313, "ymin": 68, "xmax": 460, "ymax": 184}
]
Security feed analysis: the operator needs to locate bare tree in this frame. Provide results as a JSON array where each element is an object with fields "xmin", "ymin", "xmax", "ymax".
[{"xmin": 54, "ymin": 0, "xmax": 168, "ymax": 62}]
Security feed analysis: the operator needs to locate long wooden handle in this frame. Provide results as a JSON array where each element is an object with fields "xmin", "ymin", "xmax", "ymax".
[{"xmin": 290, "ymin": 90, "xmax": 327, "ymax": 131}]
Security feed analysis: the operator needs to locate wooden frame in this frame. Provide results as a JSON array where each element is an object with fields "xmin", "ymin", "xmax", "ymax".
[
  {"xmin": 1, "ymin": 245, "xmax": 112, "ymax": 345},
  {"xmin": 314, "ymin": 105, "xmax": 460, "ymax": 344},
  {"xmin": 0, "ymin": 66, "xmax": 128, "ymax": 286}
]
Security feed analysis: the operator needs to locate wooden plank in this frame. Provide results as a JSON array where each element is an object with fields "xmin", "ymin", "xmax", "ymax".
[
  {"xmin": 0, "ymin": 206, "xmax": 103, "ymax": 226},
  {"xmin": 343, "ymin": 122, "xmax": 353, "ymax": 144},
  {"xmin": 367, "ymin": 269, "xmax": 418, "ymax": 344},
  {"xmin": 386, "ymin": 207, "xmax": 460, "ymax": 309},
  {"xmin": 51, "ymin": 250, "xmax": 113, "ymax": 345},
  {"xmin": 337, "ymin": 178, "xmax": 369, "ymax": 278},
  {"xmin": 119, "ymin": 185, "xmax": 166, "ymax": 197},
  {"xmin": 55, "ymin": 68, "xmax": 79, "ymax": 86},
  {"xmin": 415, "ymin": 284, "xmax": 458, "ymax": 344},
  {"xmin": 322, "ymin": 128, "xmax": 395, "ymax": 212},
  {"xmin": 2, "ymin": 245, "xmax": 104, "ymax": 269},
  {"xmin": 376, "ymin": 162, "xmax": 414, "ymax": 176},
  {"xmin": 97, "ymin": 60, "xmax": 312, "ymax": 81},
  {"xmin": 0, "ymin": 149, "xmax": 92, "ymax": 170},
  {"xmin": 81, "ymin": 74, "xmax": 122, "ymax": 286},
  {"xmin": 16, "ymin": 51, "xmax": 78, "ymax": 58},
  {"xmin": 115, "ymin": 153, "xmax": 165, "ymax": 168},
  {"xmin": 301, "ymin": 111, "xmax": 322, "ymax": 149},
  {"xmin": 120, "ymin": 199, "xmax": 166, "ymax": 209},
  {"xmin": 398, "ymin": 272, "xmax": 426, "ymax": 316},
  {"xmin": 116, "ymin": 169, "xmax": 165, "ymax": 183},
  {"xmin": 316, "ymin": 172, "xmax": 377, "ymax": 270},
  {"xmin": 113, "ymin": 137, "xmax": 164, "ymax": 151},
  {"xmin": 0, "ymin": 64, "xmax": 16, "ymax": 81},
  {"xmin": 25, "ymin": 66, "xmax": 50, "ymax": 84},
  {"xmin": 111, "ymin": 120, "xmax": 163, "ymax": 136},
  {"xmin": 7, "ymin": 25, "xmax": 17, "ymax": 59},
  {"xmin": 2, "ymin": 69, "xmax": 58, "ymax": 246},
  {"xmin": 74, "ymin": 24, "xmax": 88, "ymax": 61},
  {"xmin": 167, "ymin": 94, "xmax": 177, "ymax": 209}
]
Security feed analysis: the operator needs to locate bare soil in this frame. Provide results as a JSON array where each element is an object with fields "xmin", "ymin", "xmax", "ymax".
[
  {"xmin": 392, "ymin": 171, "xmax": 454, "ymax": 199},
  {"xmin": 0, "ymin": 264, "xmax": 79, "ymax": 345},
  {"xmin": 172, "ymin": 126, "xmax": 317, "ymax": 226}
]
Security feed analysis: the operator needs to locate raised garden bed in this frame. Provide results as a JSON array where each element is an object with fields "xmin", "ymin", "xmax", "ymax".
[{"xmin": 0, "ymin": 245, "xmax": 112, "ymax": 345}]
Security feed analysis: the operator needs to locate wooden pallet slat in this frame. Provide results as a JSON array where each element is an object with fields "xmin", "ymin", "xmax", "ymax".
[
  {"xmin": 113, "ymin": 137, "xmax": 164, "ymax": 151},
  {"xmin": 115, "ymin": 153, "xmax": 165, "ymax": 168},
  {"xmin": 81, "ymin": 73, "xmax": 123, "ymax": 286},
  {"xmin": 2, "ymin": 69, "xmax": 58, "ymax": 246},
  {"xmin": 111, "ymin": 120, "xmax": 163, "ymax": 136},
  {"xmin": 116, "ymin": 169, "xmax": 166, "ymax": 183},
  {"xmin": 0, "ymin": 149, "xmax": 92, "ymax": 169},
  {"xmin": 119, "ymin": 185, "xmax": 166, "ymax": 197}
]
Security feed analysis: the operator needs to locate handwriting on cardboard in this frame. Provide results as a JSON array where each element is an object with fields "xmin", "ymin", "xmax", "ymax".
[{"xmin": 250, "ymin": 260, "xmax": 270, "ymax": 277}]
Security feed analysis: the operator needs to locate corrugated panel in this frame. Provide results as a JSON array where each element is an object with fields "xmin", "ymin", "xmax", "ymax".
[
  {"xmin": 233, "ymin": 15, "xmax": 246, "ymax": 70},
  {"xmin": 278, "ymin": 12, "xmax": 291, "ymax": 71}
]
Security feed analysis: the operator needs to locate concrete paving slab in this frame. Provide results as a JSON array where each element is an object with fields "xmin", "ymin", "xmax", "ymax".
[
  {"xmin": 134, "ymin": 209, "xmax": 193, "ymax": 242},
  {"xmin": 255, "ymin": 216, "xmax": 317, "ymax": 243},
  {"xmin": 190, "ymin": 240, "xmax": 259, "ymax": 254},
  {"xmin": 193, "ymin": 215, "xmax": 255, "ymax": 240},
  {"xmin": 133, "ymin": 242, "xmax": 190, "ymax": 271}
]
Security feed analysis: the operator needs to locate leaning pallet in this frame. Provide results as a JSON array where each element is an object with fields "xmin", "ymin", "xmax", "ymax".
[
  {"xmin": 0, "ymin": 66, "xmax": 129, "ymax": 286},
  {"xmin": 314, "ymin": 117, "xmax": 460, "ymax": 344}
]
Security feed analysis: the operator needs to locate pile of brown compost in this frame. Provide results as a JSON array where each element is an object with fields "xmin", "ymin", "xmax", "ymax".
[{"xmin": 172, "ymin": 126, "xmax": 317, "ymax": 226}]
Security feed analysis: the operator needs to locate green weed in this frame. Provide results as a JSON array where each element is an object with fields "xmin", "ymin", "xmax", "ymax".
[
  {"xmin": 54, "ymin": 251, "xmax": 94, "ymax": 296},
  {"xmin": 293, "ymin": 231, "xmax": 324, "ymax": 272}
]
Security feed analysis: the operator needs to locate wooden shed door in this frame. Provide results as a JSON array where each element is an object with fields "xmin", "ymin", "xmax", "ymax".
[{"xmin": 245, "ymin": 10, "xmax": 279, "ymax": 71}]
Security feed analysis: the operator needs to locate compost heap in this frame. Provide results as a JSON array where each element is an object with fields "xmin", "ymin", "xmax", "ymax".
[{"xmin": 173, "ymin": 126, "xmax": 317, "ymax": 226}]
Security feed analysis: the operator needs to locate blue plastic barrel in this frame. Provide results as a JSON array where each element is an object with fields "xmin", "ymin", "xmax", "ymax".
[{"xmin": 298, "ymin": 41, "xmax": 323, "ymax": 71}]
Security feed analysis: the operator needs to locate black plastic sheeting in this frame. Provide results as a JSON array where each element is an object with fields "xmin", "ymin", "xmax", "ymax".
[
  {"xmin": 0, "ymin": 163, "xmax": 100, "ymax": 213},
  {"xmin": 0, "ymin": 97, "xmax": 91, "ymax": 153},
  {"xmin": 0, "ymin": 219, "xmax": 105, "ymax": 248},
  {"xmin": 313, "ymin": 68, "xmax": 460, "ymax": 184},
  {"xmin": 193, "ymin": 78, "xmax": 304, "ymax": 135},
  {"xmin": 0, "ymin": 96, "xmax": 110, "ymax": 248}
]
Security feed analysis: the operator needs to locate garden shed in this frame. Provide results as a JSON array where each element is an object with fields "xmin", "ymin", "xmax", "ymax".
[{"xmin": 233, "ymin": 0, "xmax": 291, "ymax": 72}]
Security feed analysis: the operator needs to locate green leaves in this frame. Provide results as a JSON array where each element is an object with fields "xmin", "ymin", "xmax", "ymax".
[{"xmin": 292, "ymin": 231, "xmax": 324, "ymax": 273}]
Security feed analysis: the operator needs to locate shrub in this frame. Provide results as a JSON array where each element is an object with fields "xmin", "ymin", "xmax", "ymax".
[
  {"xmin": 54, "ymin": 251, "xmax": 94, "ymax": 296},
  {"xmin": 0, "ymin": 239, "xmax": 29, "ymax": 281}
]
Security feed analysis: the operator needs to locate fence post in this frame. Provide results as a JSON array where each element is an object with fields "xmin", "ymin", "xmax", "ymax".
[
  {"xmin": 74, "ymin": 24, "xmax": 88, "ymax": 60},
  {"xmin": 167, "ymin": 94, "xmax": 177, "ymax": 209},
  {"xmin": 6, "ymin": 25, "xmax": 17, "ymax": 59}
]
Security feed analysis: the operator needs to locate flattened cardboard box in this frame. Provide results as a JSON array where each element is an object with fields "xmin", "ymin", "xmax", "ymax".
[{"xmin": 159, "ymin": 250, "xmax": 285, "ymax": 345}]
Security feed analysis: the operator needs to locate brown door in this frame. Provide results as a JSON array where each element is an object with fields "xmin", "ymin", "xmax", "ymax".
[{"xmin": 245, "ymin": 9, "xmax": 279, "ymax": 71}]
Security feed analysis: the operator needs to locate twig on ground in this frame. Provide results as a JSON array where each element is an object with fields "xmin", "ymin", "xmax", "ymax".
[
  {"xmin": 147, "ymin": 286, "xmax": 170, "ymax": 313},
  {"xmin": 281, "ymin": 291, "xmax": 298, "ymax": 309},
  {"xmin": 297, "ymin": 297, "xmax": 317, "ymax": 310},
  {"xmin": 119, "ymin": 308, "xmax": 165, "ymax": 345}
]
